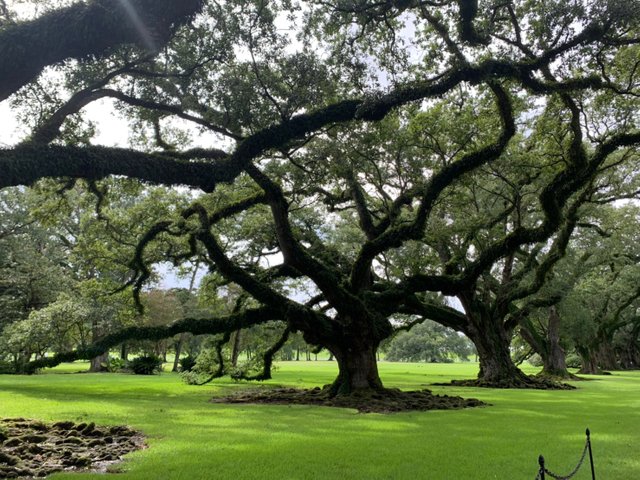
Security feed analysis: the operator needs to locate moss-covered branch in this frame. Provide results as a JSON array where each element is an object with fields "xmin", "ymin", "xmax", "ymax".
[
  {"xmin": 2, "ymin": 49, "xmax": 629, "ymax": 192},
  {"xmin": 0, "ymin": 0, "xmax": 204, "ymax": 101},
  {"xmin": 0, "ymin": 144, "xmax": 224, "ymax": 191},
  {"xmin": 396, "ymin": 298, "xmax": 468, "ymax": 332},
  {"xmin": 350, "ymin": 81, "xmax": 516, "ymax": 291},
  {"xmin": 24, "ymin": 306, "xmax": 281, "ymax": 373},
  {"xmin": 400, "ymin": 128, "xmax": 640, "ymax": 297},
  {"xmin": 232, "ymin": 326, "xmax": 291, "ymax": 381}
]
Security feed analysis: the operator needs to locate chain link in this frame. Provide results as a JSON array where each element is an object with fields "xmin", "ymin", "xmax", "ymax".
[{"xmin": 540, "ymin": 439, "xmax": 590, "ymax": 480}]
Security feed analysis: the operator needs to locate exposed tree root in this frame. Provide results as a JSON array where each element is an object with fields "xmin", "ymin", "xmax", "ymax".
[
  {"xmin": 0, "ymin": 418, "xmax": 145, "ymax": 478},
  {"xmin": 578, "ymin": 368, "xmax": 612, "ymax": 375},
  {"xmin": 211, "ymin": 386, "xmax": 486, "ymax": 413},
  {"xmin": 535, "ymin": 371, "xmax": 584, "ymax": 382},
  {"xmin": 433, "ymin": 375, "xmax": 576, "ymax": 390}
]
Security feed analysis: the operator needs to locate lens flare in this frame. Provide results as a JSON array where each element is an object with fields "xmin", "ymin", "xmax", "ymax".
[{"xmin": 116, "ymin": 0, "xmax": 156, "ymax": 51}]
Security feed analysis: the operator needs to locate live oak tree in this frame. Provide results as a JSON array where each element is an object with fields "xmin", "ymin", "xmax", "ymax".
[
  {"xmin": 564, "ymin": 266, "xmax": 640, "ymax": 373},
  {"xmin": 0, "ymin": 188, "xmax": 70, "ymax": 335},
  {"xmin": 385, "ymin": 321, "xmax": 475, "ymax": 363},
  {"xmin": 560, "ymin": 205, "xmax": 640, "ymax": 373},
  {"xmin": 2, "ymin": 0, "xmax": 640, "ymax": 395},
  {"xmin": 519, "ymin": 203, "xmax": 640, "ymax": 376}
]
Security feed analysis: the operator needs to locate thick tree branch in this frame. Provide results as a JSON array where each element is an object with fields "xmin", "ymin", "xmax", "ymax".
[
  {"xmin": 397, "ymin": 298, "xmax": 468, "ymax": 332},
  {"xmin": 399, "ymin": 127, "xmax": 640, "ymax": 297},
  {"xmin": 25, "ymin": 307, "xmax": 280, "ymax": 373},
  {"xmin": 350, "ymin": 81, "xmax": 515, "ymax": 291},
  {"xmin": 0, "ymin": 144, "xmax": 224, "ymax": 191},
  {"xmin": 0, "ymin": 0, "xmax": 204, "ymax": 101},
  {"xmin": 232, "ymin": 326, "xmax": 291, "ymax": 381}
]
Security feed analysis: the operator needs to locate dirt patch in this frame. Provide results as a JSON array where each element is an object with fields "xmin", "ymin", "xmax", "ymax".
[
  {"xmin": 0, "ymin": 418, "xmax": 145, "ymax": 478},
  {"xmin": 211, "ymin": 386, "xmax": 486, "ymax": 413},
  {"xmin": 432, "ymin": 376, "xmax": 576, "ymax": 390}
]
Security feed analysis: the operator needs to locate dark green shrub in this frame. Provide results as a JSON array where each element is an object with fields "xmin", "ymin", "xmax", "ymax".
[
  {"xmin": 0, "ymin": 361, "xmax": 16, "ymax": 374},
  {"xmin": 103, "ymin": 357, "xmax": 126, "ymax": 373},
  {"xmin": 178, "ymin": 355, "xmax": 197, "ymax": 372},
  {"xmin": 527, "ymin": 353, "xmax": 543, "ymax": 367},
  {"xmin": 565, "ymin": 353, "xmax": 582, "ymax": 369},
  {"xmin": 127, "ymin": 355, "xmax": 163, "ymax": 375}
]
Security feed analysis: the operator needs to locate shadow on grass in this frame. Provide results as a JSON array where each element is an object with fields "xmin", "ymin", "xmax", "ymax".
[{"xmin": 1, "ymin": 368, "xmax": 640, "ymax": 479}]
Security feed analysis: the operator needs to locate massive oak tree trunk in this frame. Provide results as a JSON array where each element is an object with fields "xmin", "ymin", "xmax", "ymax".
[
  {"xmin": 90, "ymin": 352, "xmax": 109, "ymax": 372},
  {"xmin": 576, "ymin": 343, "xmax": 606, "ymax": 375},
  {"xmin": 466, "ymin": 321, "xmax": 529, "ymax": 386},
  {"xmin": 540, "ymin": 307, "xmax": 570, "ymax": 377},
  {"xmin": 457, "ymin": 300, "xmax": 539, "ymax": 387},
  {"xmin": 520, "ymin": 307, "xmax": 574, "ymax": 379},
  {"xmin": 578, "ymin": 335, "xmax": 618, "ymax": 374},
  {"xmin": 618, "ymin": 326, "xmax": 640, "ymax": 369},
  {"xmin": 320, "ymin": 316, "xmax": 386, "ymax": 396},
  {"xmin": 231, "ymin": 330, "xmax": 242, "ymax": 367},
  {"xmin": 577, "ymin": 347, "xmax": 599, "ymax": 374},
  {"xmin": 457, "ymin": 293, "xmax": 531, "ymax": 386},
  {"xmin": 328, "ymin": 342, "xmax": 384, "ymax": 395},
  {"xmin": 172, "ymin": 334, "xmax": 185, "ymax": 372},
  {"xmin": 89, "ymin": 320, "xmax": 108, "ymax": 372},
  {"xmin": 595, "ymin": 337, "xmax": 618, "ymax": 371}
]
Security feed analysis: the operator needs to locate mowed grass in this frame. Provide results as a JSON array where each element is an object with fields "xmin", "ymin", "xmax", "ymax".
[{"xmin": 1, "ymin": 362, "xmax": 639, "ymax": 479}]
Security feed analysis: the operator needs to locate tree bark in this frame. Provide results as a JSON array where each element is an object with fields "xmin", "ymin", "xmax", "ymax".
[
  {"xmin": 465, "ymin": 317, "xmax": 530, "ymax": 386},
  {"xmin": 120, "ymin": 343, "xmax": 129, "ymax": 361},
  {"xmin": 89, "ymin": 351, "xmax": 109, "ymax": 372},
  {"xmin": 520, "ymin": 307, "xmax": 574, "ymax": 378},
  {"xmin": 0, "ymin": 0, "xmax": 204, "ymax": 101},
  {"xmin": 541, "ymin": 307, "xmax": 568, "ymax": 375},
  {"xmin": 327, "ymin": 341, "xmax": 384, "ymax": 396},
  {"xmin": 89, "ymin": 320, "xmax": 108, "ymax": 372},
  {"xmin": 172, "ymin": 334, "xmax": 184, "ymax": 372},
  {"xmin": 595, "ymin": 337, "xmax": 618, "ymax": 371},
  {"xmin": 618, "ymin": 326, "xmax": 640, "ymax": 369},
  {"xmin": 231, "ymin": 330, "xmax": 242, "ymax": 367},
  {"xmin": 577, "ymin": 347, "xmax": 599, "ymax": 374}
]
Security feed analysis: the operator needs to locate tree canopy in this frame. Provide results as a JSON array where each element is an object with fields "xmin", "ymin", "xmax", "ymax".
[{"xmin": 1, "ymin": 0, "xmax": 639, "ymax": 396}]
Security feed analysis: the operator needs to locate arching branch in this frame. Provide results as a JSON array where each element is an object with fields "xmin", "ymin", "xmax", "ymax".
[
  {"xmin": 0, "ymin": 0, "xmax": 204, "ymax": 101},
  {"xmin": 0, "ymin": 144, "xmax": 224, "ymax": 191},
  {"xmin": 350, "ymin": 81, "xmax": 516, "ymax": 291},
  {"xmin": 24, "ymin": 306, "xmax": 281, "ymax": 373},
  {"xmin": 232, "ymin": 325, "xmax": 291, "ymax": 381}
]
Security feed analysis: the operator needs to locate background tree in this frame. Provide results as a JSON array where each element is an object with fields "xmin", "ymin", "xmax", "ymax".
[
  {"xmin": 385, "ymin": 321, "xmax": 475, "ymax": 363},
  {"xmin": 141, "ymin": 289, "xmax": 185, "ymax": 361},
  {"xmin": 0, "ymin": 188, "xmax": 71, "ymax": 326},
  {"xmin": 520, "ymin": 203, "xmax": 640, "ymax": 375}
]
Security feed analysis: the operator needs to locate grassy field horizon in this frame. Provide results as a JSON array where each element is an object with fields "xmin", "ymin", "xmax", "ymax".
[{"xmin": 1, "ymin": 361, "xmax": 639, "ymax": 479}]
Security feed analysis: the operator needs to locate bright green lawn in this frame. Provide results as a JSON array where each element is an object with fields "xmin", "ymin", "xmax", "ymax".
[{"xmin": 1, "ymin": 361, "xmax": 639, "ymax": 479}]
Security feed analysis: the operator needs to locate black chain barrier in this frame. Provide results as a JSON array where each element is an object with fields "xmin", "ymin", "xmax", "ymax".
[{"xmin": 534, "ymin": 429, "xmax": 595, "ymax": 480}]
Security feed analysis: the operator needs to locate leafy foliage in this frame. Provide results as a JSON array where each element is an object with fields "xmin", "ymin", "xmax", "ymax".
[
  {"xmin": 127, "ymin": 355, "xmax": 163, "ymax": 375},
  {"xmin": 385, "ymin": 322, "xmax": 475, "ymax": 363},
  {"xmin": 178, "ymin": 355, "xmax": 197, "ymax": 372}
]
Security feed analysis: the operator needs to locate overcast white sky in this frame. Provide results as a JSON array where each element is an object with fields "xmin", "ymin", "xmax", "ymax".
[{"xmin": 0, "ymin": 98, "xmax": 131, "ymax": 147}]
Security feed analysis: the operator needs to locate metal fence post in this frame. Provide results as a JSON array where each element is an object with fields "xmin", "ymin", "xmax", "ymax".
[
  {"xmin": 538, "ymin": 455, "xmax": 545, "ymax": 480},
  {"xmin": 586, "ymin": 428, "xmax": 596, "ymax": 480}
]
